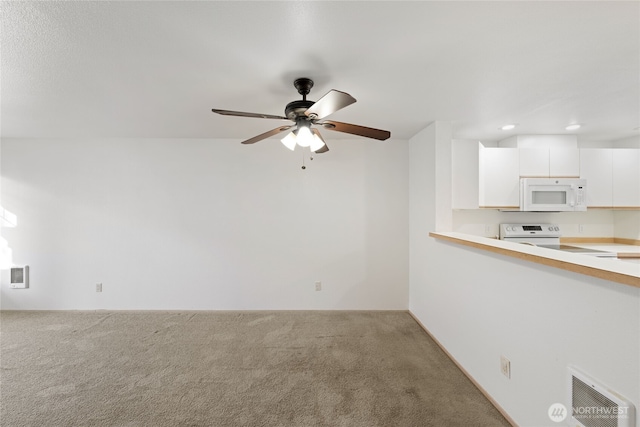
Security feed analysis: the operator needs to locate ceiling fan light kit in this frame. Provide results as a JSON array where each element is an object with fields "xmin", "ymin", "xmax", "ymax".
[
  {"xmin": 280, "ymin": 121, "xmax": 326, "ymax": 152},
  {"xmin": 212, "ymin": 77, "xmax": 390, "ymax": 158},
  {"xmin": 280, "ymin": 130, "xmax": 298, "ymax": 151}
]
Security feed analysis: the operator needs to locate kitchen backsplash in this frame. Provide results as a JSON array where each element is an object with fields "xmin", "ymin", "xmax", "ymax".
[
  {"xmin": 613, "ymin": 211, "xmax": 640, "ymax": 240},
  {"xmin": 451, "ymin": 209, "xmax": 639, "ymax": 239}
]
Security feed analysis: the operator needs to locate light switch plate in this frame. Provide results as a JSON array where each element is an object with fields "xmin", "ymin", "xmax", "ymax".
[{"xmin": 500, "ymin": 355, "xmax": 511, "ymax": 379}]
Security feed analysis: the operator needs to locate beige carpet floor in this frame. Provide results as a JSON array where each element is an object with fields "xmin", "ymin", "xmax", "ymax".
[{"xmin": 0, "ymin": 311, "xmax": 510, "ymax": 426}]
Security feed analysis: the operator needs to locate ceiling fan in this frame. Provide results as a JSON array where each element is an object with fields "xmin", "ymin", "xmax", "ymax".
[{"xmin": 212, "ymin": 78, "xmax": 390, "ymax": 154}]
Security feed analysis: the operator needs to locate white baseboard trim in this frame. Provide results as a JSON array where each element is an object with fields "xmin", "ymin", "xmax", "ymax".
[{"xmin": 408, "ymin": 310, "xmax": 519, "ymax": 427}]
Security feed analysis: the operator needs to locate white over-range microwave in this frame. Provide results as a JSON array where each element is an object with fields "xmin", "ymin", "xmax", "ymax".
[{"xmin": 520, "ymin": 178, "xmax": 587, "ymax": 211}]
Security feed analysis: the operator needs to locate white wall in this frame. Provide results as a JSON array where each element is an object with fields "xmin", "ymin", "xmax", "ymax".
[
  {"xmin": 0, "ymin": 137, "xmax": 409, "ymax": 310},
  {"xmin": 615, "ymin": 211, "xmax": 640, "ymax": 241},
  {"xmin": 417, "ymin": 240, "xmax": 639, "ymax": 427},
  {"xmin": 410, "ymin": 123, "xmax": 640, "ymax": 427},
  {"xmin": 579, "ymin": 135, "xmax": 640, "ymax": 149},
  {"xmin": 409, "ymin": 123, "xmax": 437, "ymax": 317},
  {"xmin": 612, "ymin": 135, "xmax": 640, "ymax": 149}
]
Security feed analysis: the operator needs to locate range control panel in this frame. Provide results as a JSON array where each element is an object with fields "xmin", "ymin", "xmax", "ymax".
[{"xmin": 499, "ymin": 223, "xmax": 562, "ymax": 239}]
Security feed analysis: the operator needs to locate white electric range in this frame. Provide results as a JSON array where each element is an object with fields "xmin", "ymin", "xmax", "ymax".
[{"xmin": 499, "ymin": 223, "xmax": 617, "ymax": 258}]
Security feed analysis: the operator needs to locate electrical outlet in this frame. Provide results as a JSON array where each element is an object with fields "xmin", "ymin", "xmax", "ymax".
[
  {"xmin": 96, "ymin": 283, "xmax": 102, "ymax": 293},
  {"xmin": 500, "ymin": 355, "xmax": 511, "ymax": 379},
  {"xmin": 315, "ymin": 281, "xmax": 321, "ymax": 291},
  {"xmin": 578, "ymin": 224, "xmax": 585, "ymax": 234}
]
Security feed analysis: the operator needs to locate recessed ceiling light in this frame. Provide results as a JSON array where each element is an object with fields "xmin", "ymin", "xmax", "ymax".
[
  {"xmin": 500, "ymin": 124, "xmax": 516, "ymax": 130},
  {"xmin": 565, "ymin": 124, "xmax": 581, "ymax": 131}
]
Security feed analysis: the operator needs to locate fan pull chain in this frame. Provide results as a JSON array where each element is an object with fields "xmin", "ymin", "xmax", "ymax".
[{"xmin": 300, "ymin": 147, "xmax": 315, "ymax": 169}]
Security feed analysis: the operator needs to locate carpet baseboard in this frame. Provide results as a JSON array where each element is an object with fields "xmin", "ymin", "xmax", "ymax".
[{"xmin": 407, "ymin": 310, "xmax": 519, "ymax": 427}]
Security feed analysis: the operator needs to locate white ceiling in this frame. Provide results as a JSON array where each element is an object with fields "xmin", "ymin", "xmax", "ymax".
[{"xmin": 2, "ymin": 1, "xmax": 639, "ymax": 143}]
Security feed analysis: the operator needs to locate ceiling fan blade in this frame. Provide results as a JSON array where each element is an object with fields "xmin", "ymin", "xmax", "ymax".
[
  {"xmin": 319, "ymin": 120, "xmax": 390, "ymax": 140},
  {"xmin": 314, "ymin": 144, "xmax": 329, "ymax": 154},
  {"xmin": 240, "ymin": 125, "xmax": 293, "ymax": 145},
  {"xmin": 311, "ymin": 128, "xmax": 329, "ymax": 153},
  {"xmin": 304, "ymin": 90, "xmax": 356, "ymax": 120},
  {"xmin": 212, "ymin": 109, "xmax": 288, "ymax": 121}
]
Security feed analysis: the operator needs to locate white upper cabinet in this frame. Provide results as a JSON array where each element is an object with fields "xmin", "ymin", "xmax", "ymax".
[
  {"xmin": 612, "ymin": 149, "xmax": 640, "ymax": 207},
  {"xmin": 519, "ymin": 147, "xmax": 580, "ymax": 177},
  {"xmin": 549, "ymin": 147, "xmax": 580, "ymax": 177},
  {"xmin": 480, "ymin": 146, "xmax": 519, "ymax": 208},
  {"xmin": 580, "ymin": 148, "xmax": 640, "ymax": 208},
  {"xmin": 519, "ymin": 148, "xmax": 549, "ymax": 177},
  {"xmin": 579, "ymin": 148, "xmax": 613, "ymax": 207}
]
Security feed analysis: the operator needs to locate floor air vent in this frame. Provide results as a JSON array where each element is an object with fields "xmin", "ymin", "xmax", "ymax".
[{"xmin": 569, "ymin": 366, "xmax": 635, "ymax": 427}]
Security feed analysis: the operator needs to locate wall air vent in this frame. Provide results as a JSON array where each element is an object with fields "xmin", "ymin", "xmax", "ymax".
[
  {"xmin": 568, "ymin": 366, "xmax": 635, "ymax": 427},
  {"xmin": 10, "ymin": 266, "xmax": 29, "ymax": 289}
]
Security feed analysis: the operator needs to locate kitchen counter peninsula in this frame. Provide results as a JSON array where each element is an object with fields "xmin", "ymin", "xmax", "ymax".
[{"xmin": 429, "ymin": 232, "xmax": 640, "ymax": 288}]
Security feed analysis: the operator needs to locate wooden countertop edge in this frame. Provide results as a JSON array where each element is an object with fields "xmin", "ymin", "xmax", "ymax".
[
  {"xmin": 617, "ymin": 253, "xmax": 640, "ymax": 259},
  {"xmin": 429, "ymin": 232, "xmax": 640, "ymax": 289},
  {"xmin": 561, "ymin": 237, "xmax": 640, "ymax": 245},
  {"xmin": 476, "ymin": 206, "xmax": 640, "ymax": 211}
]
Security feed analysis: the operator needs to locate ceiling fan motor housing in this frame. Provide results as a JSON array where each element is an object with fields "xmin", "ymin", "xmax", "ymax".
[
  {"xmin": 286, "ymin": 78, "xmax": 316, "ymax": 120},
  {"xmin": 285, "ymin": 100, "xmax": 314, "ymax": 121},
  {"xmin": 293, "ymin": 78, "xmax": 314, "ymax": 96}
]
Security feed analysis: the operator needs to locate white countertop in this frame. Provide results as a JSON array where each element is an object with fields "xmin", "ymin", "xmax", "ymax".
[
  {"xmin": 568, "ymin": 243, "xmax": 640, "ymax": 264},
  {"xmin": 430, "ymin": 232, "xmax": 640, "ymax": 287},
  {"xmin": 568, "ymin": 242, "xmax": 640, "ymax": 253}
]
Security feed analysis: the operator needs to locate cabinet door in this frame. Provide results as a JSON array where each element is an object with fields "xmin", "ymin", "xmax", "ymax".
[
  {"xmin": 519, "ymin": 148, "xmax": 549, "ymax": 177},
  {"xmin": 480, "ymin": 147, "xmax": 519, "ymax": 208},
  {"xmin": 580, "ymin": 149, "xmax": 612, "ymax": 207},
  {"xmin": 550, "ymin": 147, "xmax": 580, "ymax": 177},
  {"xmin": 612, "ymin": 149, "xmax": 640, "ymax": 207}
]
